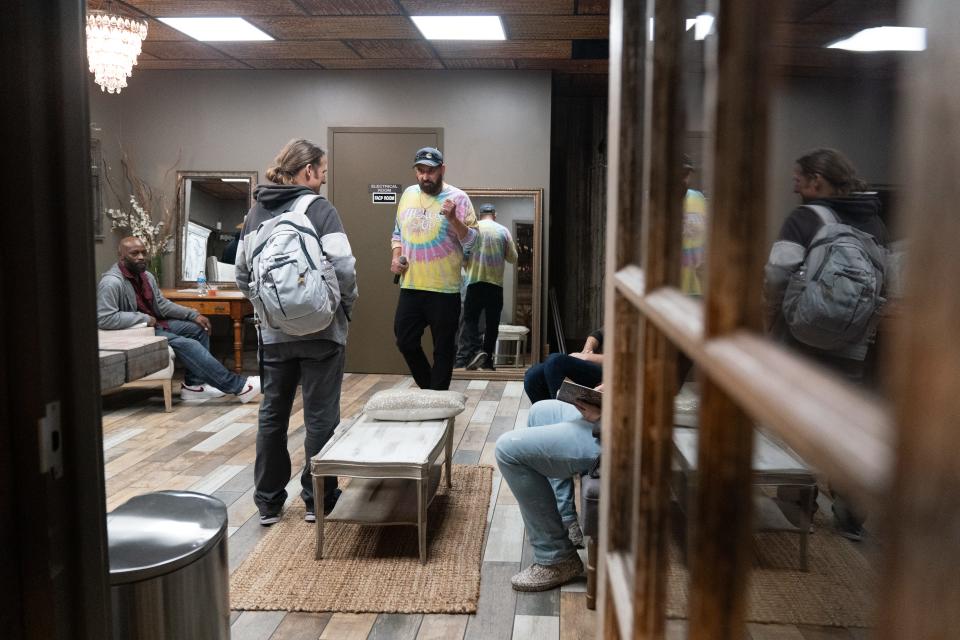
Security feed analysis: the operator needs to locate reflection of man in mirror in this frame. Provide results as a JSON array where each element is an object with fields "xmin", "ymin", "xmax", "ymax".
[
  {"xmin": 97, "ymin": 236, "xmax": 261, "ymax": 403},
  {"xmin": 456, "ymin": 203, "xmax": 518, "ymax": 371},
  {"xmin": 391, "ymin": 147, "xmax": 478, "ymax": 390}
]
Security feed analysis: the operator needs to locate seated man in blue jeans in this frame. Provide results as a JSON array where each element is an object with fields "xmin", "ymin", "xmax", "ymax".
[
  {"xmin": 523, "ymin": 329, "xmax": 604, "ymax": 404},
  {"xmin": 495, "ymin": 394, "xmax": 601, "ymax": 591},
  {"xmin": 97, "ymin": 236, "xmax": 260, "ymax": 403}
]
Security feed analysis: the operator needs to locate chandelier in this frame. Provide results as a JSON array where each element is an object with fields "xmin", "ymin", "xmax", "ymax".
[{"xmin": 86, "ymin": 9, "xmax": 148, "ymax": 94}]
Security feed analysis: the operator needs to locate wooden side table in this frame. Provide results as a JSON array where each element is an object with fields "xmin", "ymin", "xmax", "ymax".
[
  {"xmin": 161, "ymin": 289, "xmax": 253, "ymax": 373},
  {"xmin": 310, "ymin": 415, "xmax": 454, "ymax": 564}
]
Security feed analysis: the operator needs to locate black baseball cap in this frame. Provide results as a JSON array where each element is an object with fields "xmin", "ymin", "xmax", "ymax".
[
  {"xmin": 479, "ymin": 203, "xmax": 496, "ymax": 214},
  {"xmin": 413, "ymin": 147, "xmax": 443, "ymax": 167}
]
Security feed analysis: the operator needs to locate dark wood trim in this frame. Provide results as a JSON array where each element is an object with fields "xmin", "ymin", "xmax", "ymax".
[{"xmin": 877, "ymin": 1, "xmax": 960, "ymax": 637}]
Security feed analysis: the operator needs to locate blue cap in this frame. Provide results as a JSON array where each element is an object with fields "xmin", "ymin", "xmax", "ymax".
[
  {"xmin": 479, "ymin": 203, "xmax": 496, "ymax": 214},
  {"xmin": 413, "ymin": 147, "xmax": 443, "ymax": 167}
]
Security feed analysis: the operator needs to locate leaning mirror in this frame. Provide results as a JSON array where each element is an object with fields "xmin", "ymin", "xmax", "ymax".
[
  {"xmin": 175, "ymin": 170, "xmax": 257, "ymax": 287},
  {"xmin": 454, "ymin": 188, "xmax": 543, "ymax": 379}
]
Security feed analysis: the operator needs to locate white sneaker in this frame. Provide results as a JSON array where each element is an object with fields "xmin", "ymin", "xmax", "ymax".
[
  {"xmin": 180, "ymin": 384, "xmax": 226, "ymax": 401},
  {"xmin": 236, "ymin": 376, "xmax": 261, "ymax": 403}
]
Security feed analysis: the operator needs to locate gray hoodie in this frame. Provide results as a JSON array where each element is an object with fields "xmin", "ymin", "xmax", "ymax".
[
  {"xmin": 236, "ymin": 184, "xmax": 358, "ymax": 346},
  {"xmin": 97, "ymin": 263, "xmax": 198, "ymax": 330}
]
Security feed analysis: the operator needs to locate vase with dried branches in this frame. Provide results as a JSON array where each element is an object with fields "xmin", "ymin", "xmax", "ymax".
[{"xmin": 104, "ymin": 150, "xmax": 178, "ymax": 284}]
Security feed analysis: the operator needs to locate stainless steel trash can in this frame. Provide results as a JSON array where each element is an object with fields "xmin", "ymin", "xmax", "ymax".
[{"xmin": 108, "ymin": 490, "xmax": 230, "ymax": 640}]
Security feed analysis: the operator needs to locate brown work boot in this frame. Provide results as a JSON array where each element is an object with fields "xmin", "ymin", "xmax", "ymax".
[{"xmin": 510, "ymin": 554, "xmax": 583, "ymax": 592}]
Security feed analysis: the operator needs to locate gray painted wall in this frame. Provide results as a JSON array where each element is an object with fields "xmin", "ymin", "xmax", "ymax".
[{"xmin": 89, "ymin": 69, "xmax": 553, "ymax": 287}]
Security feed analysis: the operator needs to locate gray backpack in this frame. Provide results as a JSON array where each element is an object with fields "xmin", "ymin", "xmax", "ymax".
[
  {"xmin": 248, "ymin": 194, "xmax": 341, "ymax": 336},
  {"xmin": 782, "ymin": 205, "xmax": 886, "ymax": 359}
]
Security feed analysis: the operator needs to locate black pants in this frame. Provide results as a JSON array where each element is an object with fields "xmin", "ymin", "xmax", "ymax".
[
  {"xmin": 459, "ymin": 281, "xmax": 504, "ymax": 360},
  {"xmin": 254, "ymin": 339, "xmax": 345, "ymax": 516},
  {"xmin": 395, "ymin": 289, "xmax": 461, "ymax": 390}
]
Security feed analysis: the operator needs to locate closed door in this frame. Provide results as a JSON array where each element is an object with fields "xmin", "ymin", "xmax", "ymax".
[{"xmin": 329, "ymin": 128, "xmax": 442, "ymax": 374}]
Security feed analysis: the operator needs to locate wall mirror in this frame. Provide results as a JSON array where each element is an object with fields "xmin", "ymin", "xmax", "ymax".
[
  {"xmin": 174, "ymin": 171, "xmax": 256, "ymax": 287},
  {"xmin": 455, "ymin": 188, "xmax": 543, "ymax": 380}
]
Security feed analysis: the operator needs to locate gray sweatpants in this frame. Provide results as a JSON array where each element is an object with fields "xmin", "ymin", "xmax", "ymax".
[{"xmin": 254, "ymin": 339, "xmax": 346, "ymax": 516}]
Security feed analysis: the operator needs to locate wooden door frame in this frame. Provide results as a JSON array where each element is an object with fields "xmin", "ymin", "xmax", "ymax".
[{"xmin": 599, "ymin": 0, "xmax": 959, "ymax": 638}]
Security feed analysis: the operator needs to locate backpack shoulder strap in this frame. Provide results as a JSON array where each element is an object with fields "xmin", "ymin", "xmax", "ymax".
[
  {"xmin": 289, "ymin": 194, "xmax": 322, "ymax": 217},
  {"xmin": 803, "ymin": 204, "xmax": 839, "ymax": 226}
]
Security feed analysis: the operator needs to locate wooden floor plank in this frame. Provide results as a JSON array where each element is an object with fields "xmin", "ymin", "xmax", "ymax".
[
  {"xmin": 464, "ymin": 562, "xmax": 520, "ymax": 640},
  {"xmin": 367, "ymin": 613, "xmax": 423, "ymax": 640},
  {"xmin": 415, "ymin": 614, "xmax": 468, "ymax": 640},
  {"xmin": 747, "ymin": 623, "xmax": 806, "ymax": 639},
  {"xmin": 318, "ymin": 613, "xmax": 378, "ymax": 639},
  {"xmin": 559, "ymin": 592, "xmax": 596, "ymax": 640},
  {"xmin": 269, "ymin": 612, "xmax": 332, "ymax": 639},
  {"xmin": 513, "ymin": 614, "xmax": 561, "ymax": 639},
  {"xmin": 797, "ymin": 627, "xmax": 854, "ymax": 640},
  {"xmin": 231, "ymin": 611, "xmax": 286, "ymax": 640},
  {"xmin": 483, "ymin": 504, "xmax": 524, "ymax": 563}
]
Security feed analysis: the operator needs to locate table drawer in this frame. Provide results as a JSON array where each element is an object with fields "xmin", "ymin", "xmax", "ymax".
[{"xmin": 180, "ymin": 300, "xmax": 232, "ymax": 315}]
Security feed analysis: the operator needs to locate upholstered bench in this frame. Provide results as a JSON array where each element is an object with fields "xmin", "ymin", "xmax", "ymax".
[
  {"xmin": 310, "ymin": 388, "xmax": 466, "ymax": 564},
  {"xmin": 494, "ymin": 324, "xmax": 530, "ymax": 367},
  {"xmin": 99, "ymin": 327, "xmax": 174, "ymax": 412}
]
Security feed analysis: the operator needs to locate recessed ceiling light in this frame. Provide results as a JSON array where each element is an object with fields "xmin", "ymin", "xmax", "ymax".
[
  {"xmin": 411, "ymin": 15, "xmax": 505, "ymax": 41},
  {"xmin": 828, "ymin": 26, "xmax": 926, "ymax": 52},
  {"xmin": 158, "ymin": 17, "xmax": 273, "ymax": 42}
]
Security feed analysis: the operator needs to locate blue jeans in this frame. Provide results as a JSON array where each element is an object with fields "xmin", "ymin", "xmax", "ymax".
[
  {"xmin": 155, "ymin": 319, "xmax": 246, "ymax": 394},
  {"xmin": 523, "ymin": 352, "xmax": 603, "ymax": 404},
  {"xmin": 495, "ymin": 400, "xmax": 601, "ymax": 565}
]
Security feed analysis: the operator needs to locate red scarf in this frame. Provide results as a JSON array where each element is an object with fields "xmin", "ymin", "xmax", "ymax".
[{"xmin": 118, "ymin": 262, "xmax": 168, "ymax": 329}]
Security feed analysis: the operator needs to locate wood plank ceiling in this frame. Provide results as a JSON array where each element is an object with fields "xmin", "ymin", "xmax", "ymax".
[{"xmin": 114, "ymin": 0, "xmax": 897, "ymax": 76}]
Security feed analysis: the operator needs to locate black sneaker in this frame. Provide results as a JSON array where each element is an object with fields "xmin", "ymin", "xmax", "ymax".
[
  {"xmin": 480, "ymin": 356, "xmax": 496, "ymax": 371},
  {"xmin": 259, "ymin": 512, "xmax": 281, "ymax": 526},
  {"xmin": 304, "ymin": 510, "xmax": 316, "ymax": 523},
  {"xmin": 466, "ymin": 351, "xmax": 488, "ymax": 370}
]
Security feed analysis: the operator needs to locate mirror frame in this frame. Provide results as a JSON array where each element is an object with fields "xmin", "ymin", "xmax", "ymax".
[
  {"xmin": 174, "ymin": 170, "xmax": 257, "ymax": 288},
  {"xmin": 456, "ymin": 187, "xmax": 544, "ymax": 378}
]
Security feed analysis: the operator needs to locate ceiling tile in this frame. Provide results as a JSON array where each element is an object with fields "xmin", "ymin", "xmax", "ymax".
[
  {"xmin": 576, "ymin": 0, "xmax": 609, "ymax": 14},
  {"xmin": 346, "ymin": 40, "xmax": 436, "ymax": 59},
  {"xmin": 296, "ymin": 0, "xmax": 402, "ymax": 14},
  {"xmin": 242, "ymin": 59, "xmax": 322, "ymax": 69},
  {"xmin": 443, "ymin": 58, "xmax": 517, "ymax": 70},
  {"xmin": 143, "ymin": 19, "xmax": 190, "ymax": 41},
  {"xmin": 142, "ymin": 41, "xmax": 229, "ymax": 60},
  {"xmin": 400, "ymin": 0, "xmax": 574, "ymax": 15},
  {"xmin": 250, "ymin": 16, "xmax": 418, "ymax": 39},
  {"xmin": 317, "ymin": 58, "xmax": 444, "ymax": 69},
  {"xmin": 503, "ymin": 16, "xmax": 607, "ymax": 39},
  {"xmin": 211, "ymin": 41, "xmax": 359, "ymax": 59},
  {"xmin": 124, "ymin": 0, "xmax": 306, "ymax": 17},
  {"xmin": 433, "ymin": 40, "xmax": 571, "ymax": 59},
  {"xmin": 137, "ymin": 59, "xmax": 251, "ymax": 70},
  {"xmin": 516, "ymin": 58, "xmax": 608, "ymax": 73}
]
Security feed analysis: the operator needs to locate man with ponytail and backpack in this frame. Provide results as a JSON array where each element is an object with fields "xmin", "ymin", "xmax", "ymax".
[
  {"xmin": 763, "ymin": 147, "xmax": 888, "ymax": 540},
  {"xmin": 236, "ymin": 138, "xmax": 358, "ymax": 526}
]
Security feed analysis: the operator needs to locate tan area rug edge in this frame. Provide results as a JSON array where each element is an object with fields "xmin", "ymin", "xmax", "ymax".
[{"xmin": 230, "ymin": 464, "xmax": 493, "ymax": 615}]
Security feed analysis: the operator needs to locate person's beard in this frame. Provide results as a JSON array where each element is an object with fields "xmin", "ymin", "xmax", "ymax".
[
  {"xmin": 419, "ymin": 178, "xmax": 441, "ymax": 196},
  {"xmin": 125, "ymin": 258, "xmax": 148, "ymax": 273}
]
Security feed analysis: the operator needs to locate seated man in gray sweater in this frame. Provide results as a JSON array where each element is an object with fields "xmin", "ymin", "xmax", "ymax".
[{"xmin": 97, "ymin": 236, "xmax": 260, "ymax": 403}]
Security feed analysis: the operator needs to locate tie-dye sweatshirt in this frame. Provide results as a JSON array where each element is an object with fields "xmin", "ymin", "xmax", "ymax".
[
  {"xmin": 391, "ymin": 183, "xmax": 478, "ymax": 293},
  {"xmin": 681, "ymin": 189, "xmax": 708, "ymax": 296},
  {"xmin": 464, "ymin": 219, "xmax": 518, "ymax": 287}
]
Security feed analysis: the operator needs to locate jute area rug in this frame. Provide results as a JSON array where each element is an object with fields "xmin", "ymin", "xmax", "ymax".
[
  {"xmin": 666, "ymin": 511, "xmax": 877, "ymax": 627},
  {"xmin": 230, "ymin": 464, "xmax": 492, "ymax": 614}
]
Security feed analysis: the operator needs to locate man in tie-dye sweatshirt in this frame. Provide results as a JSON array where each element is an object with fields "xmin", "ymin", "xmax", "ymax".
[
  {"xmin": 459, "ymin": 203, "xmax": 518, "ymax": 370},
  {"xmin": 390, "ymin": 147, "xmax": 478, "ymax": 390}
]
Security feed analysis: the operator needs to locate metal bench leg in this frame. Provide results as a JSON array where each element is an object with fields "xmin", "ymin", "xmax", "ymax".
[
  {"xmin": 313, "ymin": 473, "xmax": 324, "ymax": 560},
  {"xmin": 418, "ymin": 475, "xmax": 429, "ymax": 563},
  {"xmin": 445, "ymin": 417, "xmax": 453, "ymax": 489},
  {"xmin": 586, "ymin": 537, "xmax": 598, "ymax": 610}
]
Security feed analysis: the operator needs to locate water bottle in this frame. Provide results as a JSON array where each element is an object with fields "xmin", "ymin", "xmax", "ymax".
[{"xmin": 197, "ymin": 271, "xmax": 208, "ymax": 296}]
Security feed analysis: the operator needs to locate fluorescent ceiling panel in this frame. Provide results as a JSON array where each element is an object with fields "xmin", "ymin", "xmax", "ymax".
[
  {"xmin": 158, "ymin": 17, "xmax": 273, "ymax": 42},
  {"xmin": 828, "ymin": 26, "xmax": 926, "ymax": 52},
  {"xmin": 411, "ymin": 15, "xmax": 505, "ymax": 41},
  {"xmin": 221, "ymin": 178, "xmax": 249, "ymax": 182}
]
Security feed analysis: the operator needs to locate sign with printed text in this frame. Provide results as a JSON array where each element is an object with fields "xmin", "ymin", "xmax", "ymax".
[
  {"xmin": 372, "ymin": 192, "xmax": 397, "ymax": 204},
  {"xmin": 368, "ymin": 183, "xmax": 402, "ymax": 193}
]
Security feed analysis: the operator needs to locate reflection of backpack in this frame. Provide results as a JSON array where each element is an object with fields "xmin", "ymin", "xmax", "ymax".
[
  {"xmin": 782, "ymin": 205, "xmax": 886, "ymax": 358},
  {"xmin": 248, "ymin": 194, "xmax": 340, "ymax": 336}
]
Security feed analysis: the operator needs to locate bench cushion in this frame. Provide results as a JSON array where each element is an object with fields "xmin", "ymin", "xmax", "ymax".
[{"xmin": 363, "ymin": 389, "xmax": 466, "ymax": 421}]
